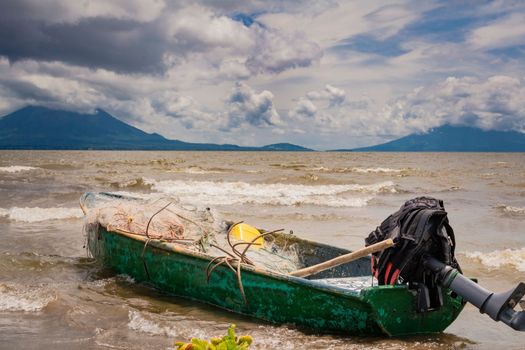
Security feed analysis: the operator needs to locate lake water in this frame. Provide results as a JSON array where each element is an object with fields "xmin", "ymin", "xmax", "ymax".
[{"xmin": 0, "ymin": 151, "xmax": 524, "ymax": 349}]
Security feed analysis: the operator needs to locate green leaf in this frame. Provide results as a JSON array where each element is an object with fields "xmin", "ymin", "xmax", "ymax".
[{"xmin": 174, "ymin": 324, "xmax": 253, "ymax": 350}]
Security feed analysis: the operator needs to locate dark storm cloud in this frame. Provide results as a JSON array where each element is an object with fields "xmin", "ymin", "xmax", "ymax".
[
  {"xmin": 0, "ymin": 15, "xmax": 167, "ymax": 74},
  {"xmin": 0, "ymin": 78, "xmax": 57, "ymax": 102},
  {"xmin": 0, "ymin": 0, "xmax": 323, "ymax": 76}
]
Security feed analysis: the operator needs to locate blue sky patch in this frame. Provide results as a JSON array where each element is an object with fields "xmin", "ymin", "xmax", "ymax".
[
  {"xmin": 402, "ymin": 4, "xmax": 496, "ymax": 43},
  {"xmin": 331, "ymin": 34, "xmax": 408, "ymax": 57},
  {"xmin": 488, "ymin": 46, "xmax": 525, "ymax": 59},
  {"xmin": 232, "ymin": 13, "xmax": 255, "ymax": 27}
]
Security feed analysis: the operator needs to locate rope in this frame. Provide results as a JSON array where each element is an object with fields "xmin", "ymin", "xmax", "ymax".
[
  {"xmin": 141, "ymin": 202, "xmax": 171, "ymax": 280},
  {"xmin": 145, "ymin": 202, "xmax": 172, "ymax": 238},
  {"xmin": 141, "ymin": 238, "xmax": 152, "ymax": 280},
  {"xmin": 205, "ymin": 225, "xmax": 283, "ymax": 304}
]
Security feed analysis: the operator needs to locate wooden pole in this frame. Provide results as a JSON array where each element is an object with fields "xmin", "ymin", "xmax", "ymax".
[
  {"xmin": 79, "ymin": 201, "xmax": 88, "ymax": 215},
  {"xmin": 289, "ymin": 239, "xmax": 394, "ymax": 278}
]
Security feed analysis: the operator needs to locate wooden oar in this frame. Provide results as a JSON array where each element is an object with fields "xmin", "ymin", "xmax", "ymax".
[
  {"xmin": 289, "ymin": 239, "xmax": 394, "ymax": 278},
  {"xmin": 79, "ymin": 200, "xmax": 88, "ymax": 215}
]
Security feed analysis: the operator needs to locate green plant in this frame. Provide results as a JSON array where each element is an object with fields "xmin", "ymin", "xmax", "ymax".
[{"xmin": 175, "ymin": 324, "xmax": 253, "ymax": 350}]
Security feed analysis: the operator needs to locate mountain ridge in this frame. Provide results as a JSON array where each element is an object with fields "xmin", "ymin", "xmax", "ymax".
[
  {"xmin": 0, "ymin": 106, "xmax": 313, "ymax": 151},
  {"xmin": 2, "ymin": 106, "xmax": 524, "ymax": 151},
  {"xmin": 334, "ymin": 125, "xmax": 525, "ymax": 152}
]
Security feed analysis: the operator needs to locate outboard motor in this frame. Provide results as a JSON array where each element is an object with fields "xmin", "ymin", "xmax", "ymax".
[{"xmin": 366, "ymin": 197, "xmax": 525, "ymax": 331}]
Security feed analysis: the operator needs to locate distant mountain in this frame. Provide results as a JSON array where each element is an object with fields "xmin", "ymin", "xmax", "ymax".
[
  {"xmin": 260, "ymin": 143, "xmax": 312, "ymax": 151},
  {"xmin": 0, "ymin": 106, "xmax": 313, "ymax": 151},
  {"xmin": 343, "ymin": 125, "xmax": 525, "ymax": 152}
]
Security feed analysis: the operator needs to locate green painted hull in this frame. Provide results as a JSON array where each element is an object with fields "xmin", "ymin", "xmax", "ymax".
[{"xmin": 87, "ymin": 225, "xmax": 465, "ymax": 336}]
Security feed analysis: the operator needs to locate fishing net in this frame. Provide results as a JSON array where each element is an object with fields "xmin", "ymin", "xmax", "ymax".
[
  {"xmin": 84, "ymin": 196, "xmax": 221, "ymax": 241},
  {"xmin": 83, "ymin": 193, "xmax": 300, "ymax": 274}
]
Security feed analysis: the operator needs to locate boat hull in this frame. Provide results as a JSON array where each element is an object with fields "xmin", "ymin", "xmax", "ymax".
[{"xmin": 87, "ymin": 225, "xmax": 464, "ymax": 336}]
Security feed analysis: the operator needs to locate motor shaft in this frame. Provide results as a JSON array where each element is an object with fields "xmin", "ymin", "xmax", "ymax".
[{"xmin": 423, "ymin": 255, "xmax": 525, "ymax": 331}]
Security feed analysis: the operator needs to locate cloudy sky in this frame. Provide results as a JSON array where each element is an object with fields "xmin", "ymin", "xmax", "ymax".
[{"xmin": 1, "ymin": 0, "xmax": 525, "ymax": 149}]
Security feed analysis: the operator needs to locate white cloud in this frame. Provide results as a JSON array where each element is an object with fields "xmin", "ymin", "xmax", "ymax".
[
  {"xmin": 246, "ymin": 27, "xmax": 322, "ymax": 74},
  {"xmin": 306, "ymin": 84, "xmax": 346, "ymax": 106},
  {"xmin": 285, "ymin": 75, "xmax": 525, "ymax": 147},
  {"xmin": 165, "ymin": 6, "xmax": 323, "ymax": 76},
  {"xmin": 289, "ymin": 97, "xmax": 317, "ymax": 119},
  {"xmin": 289, "ymin": 84, "xmax": 345, "ymax": 122},
  {"xmin": 158, "ymin": 94, "xmax": 194, "ymax": 116},
  {"xmin": 468, "ymin": 13, "xmax": 525, "ymax": 50},
  {"xmin": 382, "ymin": 75, "xmax": 525, "ymax": 134},
  {"xmin": 226, "ymin": 82, "xmax": 282, "ymax": 128},
  {"xmin": 217, "ymin": 59, "xmax": 252, "ymax": 80},
  {"xmin": 288, "ymin": 84, "xmax": 349, "ymax": 132},
  {"xmin": 166, "ymin": 5, "xmax": 253, "ymax": 54},
  {"xmin": 259, "ymin": 1, "xmax": 431, "ymax": 48},
  {"xmin": 477, "ymin": 1, "xmax": 525, "ymax": 17},
  {"xmin": 364, "ymin": 3, "xmax": 422, "ymax": 40}
]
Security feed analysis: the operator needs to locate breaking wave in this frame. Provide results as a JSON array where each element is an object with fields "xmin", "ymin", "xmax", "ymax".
[
  {"xmin": 127, "ymin": 310, "xmax": 213, "ymax": 340},
  {"xmin": 168, "ymin": 166, "xmax": 229, "ymax": 174},
  {"xmin": 307, "ymin": 166, "xmax": 410, "ymax": 174},
  {"xmin": 439, "ymin": 186, "xmax": 462, "ymax": 192},
  {"xmin": 352, "ymin": 167, "xmax": 404, "ymax": 174},
  {"xmin": 128, "ymin": 310, "xmax": 179, "ymax": 338},
  {"xmin": 464, "ymin": 247, "xmax": 525, "ymax": 272},
  {"xmin": 0, "ymin": 206, "xmax": 83, "ymax": 222},
  {"xmin": 143, "ymin": 179, "xmax": 397, "ymax": 207},
  {"xmin": 0, "ymin": 283, "xmax": 55, "ymax": 312},
  {"xmin": 109, "ymin": 177, "xmax": 153, "ymax": 190},
  {"xmin": 0, "ymin": 165, "xmax": 39, "ymax": 173},
  {"xmin": 495, "ymin": 204, "xmax": 525, "ymax": 216},
  {"xmin": 270, "ymin": 163, "xmax": 309, "ymax": 170},
  {"xmin": 39, "ymin": 163, "xmax": 80, "ymax": 170}
]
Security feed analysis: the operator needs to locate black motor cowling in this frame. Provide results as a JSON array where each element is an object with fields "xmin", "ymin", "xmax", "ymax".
[
  {"xmin": 366, "ymin": 197, "xmax": 460, "ymax": 287},
  {"xmin": 366, "ymin": 197, "xmax": 525, "ymax": 331}
]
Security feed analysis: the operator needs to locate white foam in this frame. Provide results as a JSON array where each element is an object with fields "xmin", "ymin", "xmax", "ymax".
[
  {"xmin": 495, "ymin": 204, "xmax": 525, "ymax": 215},
  {"xmin": 144, "ymin": 179, "xmax": 396, "ymax": 207},
  {"xmin": 352, "ymin": 167, "xmax": 403, "ymax": 174},
  {"xmin": 308, "ymin": 166, "xmax": 405, "ymax": 174},
  {"xmin": 168, "ymin": 166, "xmax": 226, "ymax": 174},
  {"xmin": 465, "ymin": 247, "xmax": 525, "ymax": 272},
  {"xmin": 128, "ymin": 310, "xmax": 213, "ymax": 340},
  {"xmin": 0, "ymin": 166, "xmax": 39, "ymax": 173},
  {"xmin": 0, "ymin": 207, "xmax": 83, "ymax": 222},
  {"xmin": 128, "ymin": 310, "xmax": 176, "ymax": 337},
  {"xmin": 0, "ymin": 283, "xmax": 55, "ymax": 312},
  {"xmin": 117, "ymin": 274, "xmax": 136, "ymax": 284}
]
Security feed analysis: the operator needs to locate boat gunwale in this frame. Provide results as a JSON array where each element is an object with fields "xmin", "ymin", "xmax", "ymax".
[{"xmin": 94, "ymin": 224, "xmax": 406, "ymax": 299}]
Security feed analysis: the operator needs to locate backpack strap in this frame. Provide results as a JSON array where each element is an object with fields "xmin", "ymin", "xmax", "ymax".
[{"xmin": 381, "ymin": 209, "xmax": 445, "ymax": 285}]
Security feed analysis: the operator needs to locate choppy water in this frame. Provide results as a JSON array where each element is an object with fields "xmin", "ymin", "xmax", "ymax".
[{"xmin": 0, "ymin": 151, "xmax": 524, "ymax": 349}]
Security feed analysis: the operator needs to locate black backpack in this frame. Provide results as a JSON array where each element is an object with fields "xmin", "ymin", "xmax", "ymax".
[{"xmin": 365, "ymin": 197, "xmax": 461, "ymax": 310}]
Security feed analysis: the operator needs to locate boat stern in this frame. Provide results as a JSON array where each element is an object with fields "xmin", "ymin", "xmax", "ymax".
[{"xmin": 361, "ymin": 285, "xmax": 465, "ymax": 336}]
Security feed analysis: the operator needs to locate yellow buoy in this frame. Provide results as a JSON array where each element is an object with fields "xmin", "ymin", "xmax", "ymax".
[{"xmin": 230, "ymin": 223, "xmax": 264, "ymax": 249}]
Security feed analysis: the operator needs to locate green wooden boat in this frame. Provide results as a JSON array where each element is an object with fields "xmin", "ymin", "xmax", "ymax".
[{"xmin": 80, "ymin": 192, "xmax": 465, "ymax": 337}]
